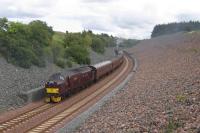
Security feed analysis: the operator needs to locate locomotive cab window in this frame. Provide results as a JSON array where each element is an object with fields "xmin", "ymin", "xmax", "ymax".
[{"xmin": 49, "ymin": 73, "xmax": 65, "ymax": 81}]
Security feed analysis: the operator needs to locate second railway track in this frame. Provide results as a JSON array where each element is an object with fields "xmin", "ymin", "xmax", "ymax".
[{"xmin": 0, "ymin": 54, "xmax": 133, "ymax": 133}]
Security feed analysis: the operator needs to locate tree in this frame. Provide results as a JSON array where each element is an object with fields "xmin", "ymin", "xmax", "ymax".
[
  {"xmin": 151, "ymin": 21, "xmax": 200, "ymax": 38},
  {"xmin": 7, "ymin": 22, "xmax": 30, "ymax": 41},
  {"xmin": 82, "ymin": 34, "xmax": 92, "ymax": 47},
  {"xmin": 91, "ymin": 37, "xmax": 105, "ymax": 53},
  {"xmin": 0, "ymin": 18, "xmax": 54, "ymax": 68},
  {"xmin": 65, "ymin": 44, "xmax": 90, "ymax": 64},
  {"xmin": 29, "ymin": 20, "xmax": 54, "ymax": 47}
]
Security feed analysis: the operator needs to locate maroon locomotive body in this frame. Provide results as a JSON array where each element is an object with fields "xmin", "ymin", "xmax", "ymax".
[{"xmin": 68, "ymin": 66, "xmax": 94, "ymax": 91}]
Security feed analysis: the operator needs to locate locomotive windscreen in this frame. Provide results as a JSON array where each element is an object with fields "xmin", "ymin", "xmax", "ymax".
[{"xmin": 49, "ymin": 73, "xmax": 65, "ymax": 81}]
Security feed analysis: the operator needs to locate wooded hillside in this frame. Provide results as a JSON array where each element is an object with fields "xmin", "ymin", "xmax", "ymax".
[
  {"xmin": 0, "ymin": 17, "xmax": 117, "ymax": 68},
  {"xmin": 151, "ymin": 21, "xmax": 200, "ymax": 38}
]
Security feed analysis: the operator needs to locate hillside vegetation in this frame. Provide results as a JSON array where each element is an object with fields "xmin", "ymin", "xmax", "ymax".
[
  {"xmin": 118, "ymin": 39, "xmax": 140, "ymax": 48},
  {"xmin": 151, "ymin": 21, "xmax": 200, "ymax": 38},
  {"xmin": 0, "ymin": 17, "xmax": 117, "ymax": 68}
]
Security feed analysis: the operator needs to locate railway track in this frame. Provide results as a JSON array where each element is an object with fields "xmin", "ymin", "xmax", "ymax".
[
  {"xmin": 0, "ymin": 104, "xmax": 55, "ymax": 132},
  {"xmin": 0, "ymin": 55, "xmax": 133, "ymax": 133}
]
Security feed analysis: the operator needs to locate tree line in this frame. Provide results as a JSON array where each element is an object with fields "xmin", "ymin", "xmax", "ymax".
[
  {"xmin": 0, "ymin": 17, "xmax": 54, "ymax": 68},
  {"xmin": 0, "ymin": 17, "xmax": 117, "ymax": 68},
  {"xmin": 151, "ymin": 21, "xmax": 200, "ymax": 38},
  {"xmin": 118, "ymin": 39, "xmax": 139, "ymax": 48}
]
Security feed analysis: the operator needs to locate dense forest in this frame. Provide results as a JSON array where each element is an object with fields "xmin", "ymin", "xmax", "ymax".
[
  {"xmin": 0, "ymin": 17, "xmax": 117, "ymax": 68},
  {"xmin": 151, "ymin": 21, "xmax": 200, "ymax": 38}
]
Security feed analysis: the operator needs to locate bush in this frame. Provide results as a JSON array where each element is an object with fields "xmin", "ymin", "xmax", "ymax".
[
  {"xmin": 44, "ymin": 46, "xmax": 53, "ymax": 62},
  {"xmin": 0, "ymin": 18, "xmax": 54, "ymax": 68},
  {"xmin": 165, "ymin": 118, "xmax": 182, "ymax": 133},
  {"xmin": 6, "ymin": 43, "xmax": 46, "ymax": 68},
  {"xmin": 55, "ymin": 58, "xmax": 66, "ymax": 68},
  {"xmin": 91, "ymin": 37, "xmax": 105, "ymax": 54},
  {"xmin": 50, "ymin": 42, "xmax": 65, "ymax": 63},
  {"xmin": 176, "ymin": 94, "xmax": 186, "ymax": 103},
  {"xmin": 66, "ymin": 60, "xmax": 73, "ymax": 68},
  {"xmin": 32, "ymin": 56, "xmax": 46, "ymax": 67},
  {"xmin": 10, "ymin": 47, "xmax": 33, "ymax": 68},
  {"xmin": 65, "ymin": 45, "xmax": 90, "ymax": 64}
]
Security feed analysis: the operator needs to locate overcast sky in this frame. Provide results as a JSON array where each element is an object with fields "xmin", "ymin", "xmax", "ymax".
[{"xmin": 1, "ymin": 0, "xmax": 200, "ymax": 39}]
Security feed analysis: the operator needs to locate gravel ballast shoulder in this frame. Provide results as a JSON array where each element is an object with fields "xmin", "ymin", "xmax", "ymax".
[
  {"xmin": 0, "ymin": 48, "xmax": 116, "ymax": 113},
  {"xmin": 74, "ymin": 32, "xmax": 200, "ymax": 133}
]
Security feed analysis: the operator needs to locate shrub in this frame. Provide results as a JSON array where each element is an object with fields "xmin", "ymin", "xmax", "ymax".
[
  {"xmin": 50, "ymin": 42, "xmax": 65, "ymax": 63},
  {"xmin": 44, "ymin": 46, "xmax": 53, "ymax": 62},
  {"xmin": 91, "ymin": 37, "xmax": 105, "ymax": 54},
  {"xmin": 66, "ymin": 60, "xmax": 73, "ymax": 68},
  {"xmin": 65, "ymin": 45, "xmax": 90, "ymax": 64},
  {"xmin": 176, "ymin": 94, "xmax": 186, "ymax": 103},
  {"xmin": 0, "ymin": 18, "xmax": 54, "ymax": 68},
  {"xmin": 165, "ymin": 118, "xmax": 182, "ymax": 133},
  {"xmin": 10, "ymin": 47, "xmax": 33, "ymax": 68},
  {"xmin": 55, "ymin": 58, "xmax": 66, "ymax": 68}
]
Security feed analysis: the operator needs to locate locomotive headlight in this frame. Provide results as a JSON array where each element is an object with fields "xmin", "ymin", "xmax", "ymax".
[{"xmin": 46, "ymin": 88, "xmax": 59, "ymax": 93}]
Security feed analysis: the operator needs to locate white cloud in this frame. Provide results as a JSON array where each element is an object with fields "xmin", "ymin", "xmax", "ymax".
[{"xmin": 1, "ymin": 0, "xmax": 200, "ymax": 39}]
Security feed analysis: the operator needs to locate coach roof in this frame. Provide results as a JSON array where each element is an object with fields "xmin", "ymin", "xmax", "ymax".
[{"xmin": 93, "ymin": 61, "xmax": 112, "ymax": 68}]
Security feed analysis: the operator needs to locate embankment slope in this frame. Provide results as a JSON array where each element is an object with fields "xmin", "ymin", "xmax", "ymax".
[{"xmin": 75, "ymin": 32, "xmax": 200, "ymax": 132}]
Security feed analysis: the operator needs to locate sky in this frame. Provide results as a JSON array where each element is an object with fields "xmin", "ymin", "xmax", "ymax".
[{"xmin": 1, "ymin": 0, "xmax": 200, "ymax": 39}]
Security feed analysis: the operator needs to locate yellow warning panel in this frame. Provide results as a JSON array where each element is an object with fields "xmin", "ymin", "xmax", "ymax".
[{"xmin": 46, "ymin": 88, "xmax": 59, "ymax": 93}]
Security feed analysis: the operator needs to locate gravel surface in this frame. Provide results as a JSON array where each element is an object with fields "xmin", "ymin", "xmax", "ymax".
[
  {"xmin": 74, "ymin": 32, "xmax": 200, "ymax": 133},
  {"xmin": 0, "ymin": 48, "xmax": 115, "ymax": 113}
]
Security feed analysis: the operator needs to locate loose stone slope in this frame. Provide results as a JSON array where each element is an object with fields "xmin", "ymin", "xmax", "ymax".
[{"xmin": 75, "ymin": 32, "xmax": 200, "ymax": 133}]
